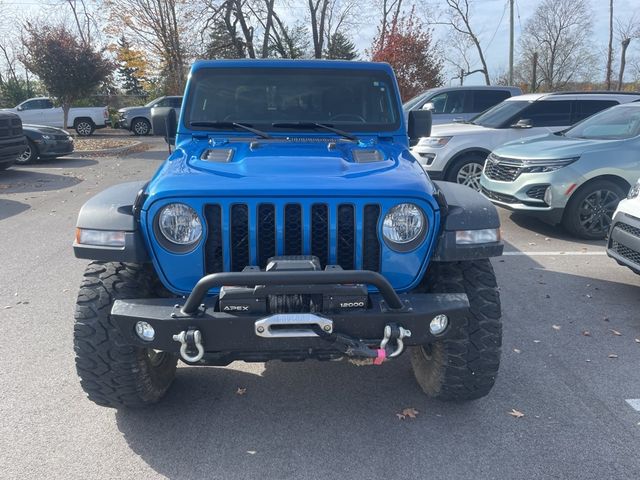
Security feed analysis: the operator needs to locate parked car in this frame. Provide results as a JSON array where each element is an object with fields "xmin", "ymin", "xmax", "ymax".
[
  {"xmin": 404, "ymin": 85, "xmax": 522, "ymax": 125},
  {"xmin": 0, "ymin": 112, "xmax": 27, "ymax": 171},
  {"xmin": 72, "ymin": 59, "xmax": 504, "ymax": 408},
  {"xmin": 3, "ymin": 97, "xmax": 109, "ymax": 136},
  {"xmin": 607, "ymin": 178, "xmax": 640, "ymax": 273},
  {"xmin": 15, "ymin": 124, "xmax": 74, "ymax": 164},
  {"xmin": 411, "ymin": 92, "xmax": 640, "ymax": 190},
  {"xmin": 480, "ymin": 102, "xmax": 640, "ymax": 239},
  {"xmin": 116, "ymin": 96, "xmax": 182, "ymax": 135}
]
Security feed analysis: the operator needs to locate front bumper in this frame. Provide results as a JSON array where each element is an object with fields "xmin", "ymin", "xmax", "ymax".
[
  {"xmin": 110, "ymin": 269, "xmax": 470, "ymax": 365},
  {"xmin": 37, "ymin": 139, "xmax": 74, "ymax": 157},
  {"xmin": 607, "ymin": 209, "xmax": 640, "ymax": 273}
]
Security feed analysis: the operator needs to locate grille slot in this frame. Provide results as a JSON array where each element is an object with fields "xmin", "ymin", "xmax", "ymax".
[
  {"xmin": 484, "ymin": 156, "xmax": 523, "ymax": 182},
  {"xmin": 363, "ymin": 205, "xmax": 381, "ymax": 271},
  {"xmin": 615, "ymin": 222, "xmax": 640, "ymax": 238},
  {"xmin": 204, "ymin": 205, "xmax": 223, "ymax": 274},
  {"xmin": 481, "ymin": 187, "xmax": 518, "ymax": 204},
  {"xmin": 257, "ymin": 204, "xmax": 276, "ymax": 268},
  {"xmin": 526, "ymin": 185, "xmax": 548, "ymax": 201},
  {"xmin": 611, "ymin": 240, "xmax": 640, "ymax": 266},
  {"xmin": 311, "ymin": 204, "xmax": 329, "ymax": 267},
  {"xmin": 337, "ymin": 204, "xmax": 355, "ymax": 270},
  {"xmin": 284, "ymin": 204, "xmax": 302, "ymax": 255},
  {"xmin": 230, "ymin": 204, "xmax": 249, "ymax": 271}
]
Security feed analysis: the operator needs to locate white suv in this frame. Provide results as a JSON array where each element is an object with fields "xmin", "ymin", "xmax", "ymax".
[
  {"xmin": 607, "ymin": 179, "xmax": 640, "ymax": 274},
  {"xmin": 411, "ymin": 92, "xmax": 640, "ymax": 190}
]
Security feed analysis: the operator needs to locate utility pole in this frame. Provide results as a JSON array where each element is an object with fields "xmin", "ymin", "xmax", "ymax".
[{"xmin": 508, "ymin": 0, "xmax": 514, "ymax": 85}]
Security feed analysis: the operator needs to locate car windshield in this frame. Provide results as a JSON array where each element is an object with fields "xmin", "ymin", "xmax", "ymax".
[
  {"xmin": 185, "ymin": 67, "xmax": 401, "ymax": 133},
  {"xmin": 564, "ymin": 105, "xmax": 640, "ymax": 140},
  {"xmin": 471, "ymin": 100, "xmax": 531, "ymax": 128},
  {"xmin": 403, "ymin": 90, "xmax": 433, "ymax": 111}
]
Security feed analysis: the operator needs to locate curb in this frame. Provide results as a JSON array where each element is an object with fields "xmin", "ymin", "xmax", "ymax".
[{"xmin": 73, "ymin": 141, "xmax": 145, "ymax": 157}]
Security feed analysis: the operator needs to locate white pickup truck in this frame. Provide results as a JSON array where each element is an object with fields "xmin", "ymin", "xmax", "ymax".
[{"xmin": 4, "ymin": 97, "xmax": 109, "ymax": 136}]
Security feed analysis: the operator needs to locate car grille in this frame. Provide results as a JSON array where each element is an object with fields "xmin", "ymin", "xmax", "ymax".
[
  {"xmin": 484, "ymin": 154, "xmax": 523, "ymax": 182},
  {"xmin": 481, "ymin": 186, "xmax": 518, "ymax": 204},
  {"xmin": 0, "ymin": 116, "xmax": 22, "ymax": 138},
  {"xmin": 526, "ymin": 185, "xmax": 548, "ymax": 201},
  {"xmin": 203, "ymin": 202, "xmax": 382, "ymax": 272},
  {"xmin": 614, "ymin": 222, "xmax": 640, "ymax": 238},
  {"xmin": 610, "ymin": 240, "xmax": 640, "ymax": 267}
]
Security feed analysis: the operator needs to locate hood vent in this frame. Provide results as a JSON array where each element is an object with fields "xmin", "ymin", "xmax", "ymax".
[{"xmin": 202, "ymin": 148, "xmax": 234, "ymax": 162}]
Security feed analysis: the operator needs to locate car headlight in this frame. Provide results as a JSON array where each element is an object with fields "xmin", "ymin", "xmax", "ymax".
[
  {"xmin": 417, "ymin": 136, "xmax": 452, "ymax": 148},
  {"xmin": 628, "ymin": 182, "xmax": 640, "ymax": 199},
  {"xmin": 157, "ymin": 203, "xmax": 202, "ymax": 246},
  {"xmin": 383, "ymin": 203, "xmax": 426, "ymax": 250},
  {"xmin": 521, "ymin": 157, "xmax": 578, "ymax": 173}
]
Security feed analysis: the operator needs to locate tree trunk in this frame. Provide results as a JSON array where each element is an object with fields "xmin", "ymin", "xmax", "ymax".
[
  {"xmin": 606, "ymin": 0, "xmax": 613, "ymax": 90},
  {"xmin": 63, "ymin": 102, "xmax": 70, "ymax": 133},
  {"xmin": 617, "ymin": 38, "xmax": 631, "ymax": 91},
  {"xmin": 261, "ymin": 0, "xmax": 276, "ymax": 58}
]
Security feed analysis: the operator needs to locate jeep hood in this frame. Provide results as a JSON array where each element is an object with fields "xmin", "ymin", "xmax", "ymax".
[
  {"xmin": 495, "ymin": 133, "xmax": 623, "ymax": 160},
  {"xmin": 145, "ymin": 139, "xmax": 436, "ymax": 203}
]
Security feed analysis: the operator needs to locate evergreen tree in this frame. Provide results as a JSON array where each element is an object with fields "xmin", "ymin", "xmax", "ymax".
[
  {"xmin": 204, "ymin": 21, "xmax": 246, "ymax": 59},
  {"xmin": 324, "ymin": 32, "xmax": 357, "ymax": 60},
  {"xmin": 115, "ymin": 36, "xmax": 148, "ymax": 96}
]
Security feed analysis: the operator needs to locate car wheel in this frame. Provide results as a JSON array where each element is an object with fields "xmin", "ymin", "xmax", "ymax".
[
  {"xmin": 74, "ymin": 119, "xmax": 95, "ymax": 136},
  {"xmin": 447, "ymin": 154, "xmax": 487, "ymax": 191},
  {"xmin": 562, "ymin": 179, "xmax": 626, "ymax": 240},
  {"xmin": 131, "ymin": 118, "xmax": 151, "ymax": 136},
  {"xmin": 16, "ymin": 139, "xmax": 38, "ymax": 164}
]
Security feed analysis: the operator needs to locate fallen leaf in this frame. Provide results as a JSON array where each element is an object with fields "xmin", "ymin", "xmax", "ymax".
[
  {"xmin": 635, "ymin": 338, "xmax": 640, "ymax": 343},
  {"xmin": 586, "ymin": 359, "xmax": 591, "ymax": 362},
  {"xmin": 552, "ymin": 325, "xmax": 561, "ymax": 330},
  {"xmin": 509, "ymin": 409, "xmax": 525, "ymax": 418},
  {"xmin": 246, "ymin": 450, "xmax": 256, "ymax": 455},
  {"xmin": 603, "ymin": 317, "xmax": 610, "ymax": 322},
  {"xmin": 3, "ymin": 306, "xmax": 11, "ymax": 309},
  {"xmin": 236, "ymin": 387, "xmax": 247, "ymax": 395},
  {"xmin": 533, "ymin": 340, "xmax": 541, "ymax": 343},
  {"xmin": 513, "ymin": 348, "xmax": 521, "ymax": 354},
  {"xmin": 397, "ymin": 407, "xmax": 419, "ymax": 420},
  {"xmin": 585, "ymin": 294, "xmax": 592, "ymax": 299},
  {"xmin": 608, "ymin": 354, "xmax": 618, "ymax": 359},
  {"xmin": 582, "ymin": 330, "xmax": 591, "ymax": 336},
  {"xmin": 610, "ymin": 329, "xmax": 622, "ymax": 336}
]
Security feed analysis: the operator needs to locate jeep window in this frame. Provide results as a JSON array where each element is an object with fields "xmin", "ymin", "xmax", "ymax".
[
  {"xmin": 185, "ymin": 68, "xmax": 401, "ymax": 133},
  {"xmin": 471, "ymin": 100, "xmax": 531, "ymax": 128},
  {"xmin": 565, "ymin": 105, "xmax": 640, "ymax": 140}
]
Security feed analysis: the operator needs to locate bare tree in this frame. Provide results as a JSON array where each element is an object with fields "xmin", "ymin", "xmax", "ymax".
[
  {"xmin": 105, "ymin": 0, "xmax": 191, "ymax": 94},
  {"xmin": 378, "ymin": 0, "xmax": 402, "ymax": 50},
  {"xmin": 615, "ymin": 14, "xmax": 640, "ymax": 90},
  {"xmin": 518, "ymin": 0, "xmax": 596, "ymax": 91},
  {"xmin": 434, "ymin": 0, "xmax": 490, "ymax": 85},
  {"xmin": 606, "ymin": 0, "xmax": 613, "ymax": 89},
  {"xmin": 307, "ymin": 0, "xmax": 330, "ymax": 58}
]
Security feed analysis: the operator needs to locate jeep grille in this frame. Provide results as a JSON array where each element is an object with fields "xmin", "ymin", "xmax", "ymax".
[{"xmin": 203, "ymin": 202, "xmax": 382, "ymax": 272}]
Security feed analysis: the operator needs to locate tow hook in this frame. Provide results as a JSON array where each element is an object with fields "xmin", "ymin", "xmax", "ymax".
[
  {"xmin": 380, "ymin": 324, "xmax": 412, "ymax": 358},
  {"xmin": 172, "ymin": 329, "xmax": 204, "ymax": 363}
]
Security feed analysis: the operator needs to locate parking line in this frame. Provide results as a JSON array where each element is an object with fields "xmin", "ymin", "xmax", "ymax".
[
  {"xmin": 625, "ymin": 399, "xmax": 640, "ymax": 411},
  {"xmin": 503, "ymin": 251, "xmax": 607, "ymax": 256}
]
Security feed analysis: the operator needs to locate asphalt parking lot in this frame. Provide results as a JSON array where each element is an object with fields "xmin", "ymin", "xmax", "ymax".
[{"xmin": 1, "ymin": 139, "xmax": 639, "ymax": 480}]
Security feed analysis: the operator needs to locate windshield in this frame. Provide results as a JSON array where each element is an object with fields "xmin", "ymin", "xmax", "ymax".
[
  {"xmin": 185, "ymin": 67, "xmax": 401, "ymax": 133},
  {"xmin": 403, "ymin": 90, "xmax": 433, "ymax": 111},
  {"xmin": 472, "ymin": 100, "xmax": 531, "ymax": 128},
  {"xmin": 565, "ymin": 105, "xmax": 640, "ymax": 140}
]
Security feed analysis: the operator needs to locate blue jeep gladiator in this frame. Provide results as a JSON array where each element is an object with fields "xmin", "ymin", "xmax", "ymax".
[{"xmin": 72, "ymin": 60, "xmax": 503, "ymax": 408}]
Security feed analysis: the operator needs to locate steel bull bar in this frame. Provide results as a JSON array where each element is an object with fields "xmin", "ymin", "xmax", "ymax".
[{"xmin": 110, "ymin": 270, "xmax": 470, "ymax": 364}]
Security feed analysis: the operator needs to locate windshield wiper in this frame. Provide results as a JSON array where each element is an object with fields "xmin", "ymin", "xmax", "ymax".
[
  {"xmin": 272, "ymin": 122, "xmax": 358, "ymax": 141},
  {"xmin": 189, "ymin": 121, "xmax": 272, "ymax": 139}
]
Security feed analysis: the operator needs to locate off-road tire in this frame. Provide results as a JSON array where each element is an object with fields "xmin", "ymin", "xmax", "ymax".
[
  {"xmin": 74, "ymin": 262, "xmax": 177, "ymax": 408},
  {"xmin": 409, "ymin": 259, "xmax": 502, "ymax": 401},
  {"xmin": 16, "ymin": 139, "xmax": 38, "ymax": 164},
  {"xmin": 131, "ymin": 118, "xmax": 151, "ymax": 136},
  {"xmin": 445, "ymin": 153, "xmax": 487, "ymax": 191},
  {"xmin": 562, "ymin": 179, "xmax": 626, "ymax": 240}
]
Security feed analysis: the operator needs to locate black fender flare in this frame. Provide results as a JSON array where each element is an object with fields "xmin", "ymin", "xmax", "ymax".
[
  {"xmin": 431, "ymin": 181, "xmax": 503, "ymax": 261},
  {"xmin": 73, "ymin": 181, "xmax": 150, "ymax": 262}
]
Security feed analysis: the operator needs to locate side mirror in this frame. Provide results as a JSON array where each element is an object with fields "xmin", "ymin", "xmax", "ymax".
[
  {"xmin": 512, "ymin": 118, "xmax": 532, "ymax": 129},
  {"xmin": 16, "ymin": 105, "xmax": 23, "ymax": 111},
  {"xmin": 422, "ymin": 102, "xmax": 435, "ymax": 112},
  {"xmin": 407, "ymin": 110, "xmax": 432, "ymax": 146},
  {"xmin": 151, "ymin": 107, "xmax": 177, "ymax": 145}
]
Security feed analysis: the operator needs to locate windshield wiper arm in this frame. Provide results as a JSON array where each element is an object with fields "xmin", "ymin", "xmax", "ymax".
[
  {"xmin": 272, "ymin": 122, "xmax": 358, "ymax": 141},
  {"xmin": 189, "ymin": 121, "xmax": 272, "ymax": 139}
]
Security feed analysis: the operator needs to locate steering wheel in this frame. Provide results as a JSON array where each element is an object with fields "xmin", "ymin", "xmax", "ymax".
[{"xmin": 329, "ymin": 114, "xmax": 366, "ymax": 123}]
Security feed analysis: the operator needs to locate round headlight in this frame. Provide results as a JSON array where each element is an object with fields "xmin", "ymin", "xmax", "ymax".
[
  {"xmin": 158, "ymin": 203, "xmax": 202, "ymax": 245},
  {"xmin": 383, "ymin": 203, "xmax": 426, "ymax": 248}
]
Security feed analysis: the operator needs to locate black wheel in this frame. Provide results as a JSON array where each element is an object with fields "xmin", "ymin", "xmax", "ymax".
[
  {"xmin": 16, "ymin": 139, "xmax": 38, "ymax": 164},
  {"xmin": 74, "ymin": 262, "xmax": 177, "ymax": 408},
  {"xmin": 446, "ymin": 153, "xmax": 487, "ymax": 191},
  {"xmin": 562, "ymin": 179, "xmax": 625, "ymax": 240},
  {"xmin": 131, "ymin": 118, "xmax": 151, "ymax": 136},
  {"xmin": 74, "ymin": 119, "xmax": 95, "ymax": 136},
  {"xmin": 409, "ymin": 259, "xmax": 502, "ymax": 401}
]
